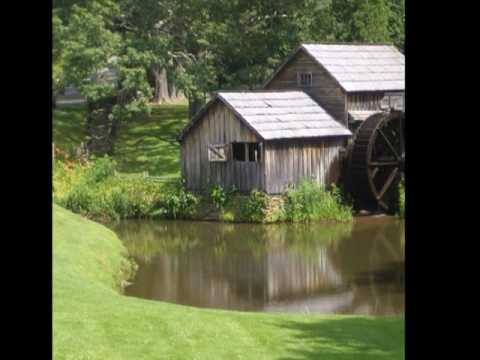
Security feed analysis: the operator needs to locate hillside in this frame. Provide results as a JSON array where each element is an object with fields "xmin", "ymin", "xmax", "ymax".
[{"xmin": 52, "ymin": 103, "xmax": 189, "ymax": 177}]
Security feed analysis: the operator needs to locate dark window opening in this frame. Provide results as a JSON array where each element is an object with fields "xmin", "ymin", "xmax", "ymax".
[
  {"xmin": 232, "ymin": 142, "xmax": 261, "ymax": 162},
  {"xmin": 232, "ymin": 143, "xmax": 246, "ymax": 161},
  {"xmin": 298, "ymin": 72, "xmax": 312, "ymax": 87}
]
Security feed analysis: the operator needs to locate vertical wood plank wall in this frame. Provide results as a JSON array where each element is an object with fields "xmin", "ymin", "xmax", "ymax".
[
  {"xmin": 346, "ymin": 91, "xmax": 405, "ymax": 111},
  {"xmin": 265, "ymin": 50, "xmax": 348, "ymax": 125},
  {"xmin": 264, "ymin": 138, "xmax": 344, "ymax": 194},
  {"xmin": 347, "ymin": 92, "xmax": 384, "ymax": 111},
  {"xmin": 181, "ymin": 100, "xmax": 265, "ymax": 192}
]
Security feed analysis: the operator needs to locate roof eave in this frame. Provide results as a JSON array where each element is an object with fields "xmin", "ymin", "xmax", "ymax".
[
  {"xmin": 345, "ymin": 87, "xmax": 405, "ymax": 93},
  {"xmin": 264, "ymin": 133, "xmax": 352, "ymax": 142},
  {"xmin": 262, "ymin": 45, "xmax": 304, "ymax": 89},
  {"xmin": 177, "ymin": 97, "xmax": 219, "ymax": 142},
  {"xmin": 177, "ymin": 94, "xmax": 266, "ymax": 143}
]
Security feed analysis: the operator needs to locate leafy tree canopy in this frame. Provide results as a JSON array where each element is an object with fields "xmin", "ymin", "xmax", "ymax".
[{"xmin": 53, "ymin": 0, "xmax": 405, "ymax": 119}]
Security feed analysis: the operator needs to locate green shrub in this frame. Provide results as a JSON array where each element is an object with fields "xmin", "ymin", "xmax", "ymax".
[
  {"xmin": 83, "ymin": 156, "xmax": 116, "ymax": 184},
  {"xmin": 152, "ymin": 185, "xmax": 199, "ymax": 219},
  {"xmin": 283, "ymin": 180, "xmax": 352, "ymax": 222},
  {"xmin": 54, "ymin": 156, "xmax": 166, "ymax": 221},
  {"xmin": 60, "ymin": 182, "xmax": 96, "ymax": 215},
  {"xmin": 240, "ymin": 190, "xmax": 268, "ymax": 222},
  {"xmin": 209, "ymin": 185, "xmax": 228, "ymax": 210}
]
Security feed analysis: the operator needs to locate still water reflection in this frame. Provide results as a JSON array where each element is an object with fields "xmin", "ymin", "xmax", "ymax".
[{"xmin": 113, "ymin": 217, "xmax": 404, "ymax": 315}]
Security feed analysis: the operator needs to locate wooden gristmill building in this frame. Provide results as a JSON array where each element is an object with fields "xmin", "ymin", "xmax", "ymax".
[{"xmin": 178, "ymin": 43, "xmax": 405, "ymax": 210}]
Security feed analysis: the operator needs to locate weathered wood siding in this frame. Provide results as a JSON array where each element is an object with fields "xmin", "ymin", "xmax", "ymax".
[
  {"xmin": 347, "ymin": 91, "xmax": 405, "ymax": 111},
  {"xmin": 181, "ymin": 100, "xmax": 265, "ymax": 192},
  {"xmin": 347, "ymin": 92, "xmax": 384, "ymax": 111},
  {"xmin": 264, "ymin": 138, "xmax": 344, "ymax": 194},
  {"xmin": 265, "ymin": 50, "xmax": 347, "ymax": 125}
]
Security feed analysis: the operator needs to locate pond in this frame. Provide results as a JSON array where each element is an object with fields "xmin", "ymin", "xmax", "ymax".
[{"xmin": 113, "ymin": 216, "xmax": 404, "ymax": 315}]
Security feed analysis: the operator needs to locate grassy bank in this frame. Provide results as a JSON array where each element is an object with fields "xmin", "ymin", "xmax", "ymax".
[
  {"xmin": 53, "ymin": 103, "xmax": 189, "ymax": 177},
  {"xmin": 53, "ymin": 204, "xmax": 404, "ymax": 359}
]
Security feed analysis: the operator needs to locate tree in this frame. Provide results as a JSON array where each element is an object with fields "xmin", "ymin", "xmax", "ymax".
[
  {"xmin": 56, "ymin": 1, "xmax": 153, "ymax": 154},
  {"xmin": 53, "ymin": 0, "xmax": 403, "ymax": 155},
  {"xmin": 329, "ymin": 0, "xmax": 392, "ymax": 43},
  {"xmin": 387, "ymin": 0, "xmax": 405, "ymax": 50},
  {"xmin": 52, "ymin": 12, "xmax": 65, "ymax": 107}
]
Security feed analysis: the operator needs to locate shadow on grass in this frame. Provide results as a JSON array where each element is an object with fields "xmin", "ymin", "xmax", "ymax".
[{"xmin": 273, "ymin": 316, "xmax": 404, "ymax": 360}]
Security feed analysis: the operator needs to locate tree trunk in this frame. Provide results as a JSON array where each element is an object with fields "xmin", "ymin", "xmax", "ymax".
[
  {"xmin": 168, "ymin": 80, "xmax": 178, "ymax": 100},
  {"xmin": 168, "ymin": 80, "xmax": 185, "ymax": 102},
  {"xmin": 152, "ymin": 67, "xmax": 170, "ymax": 104},
  {"xmin": 85, "ymin": 96, "xmax": 118, "ymax": 156}
]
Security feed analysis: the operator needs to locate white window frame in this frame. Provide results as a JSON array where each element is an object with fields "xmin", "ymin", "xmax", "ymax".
[{"xmin": 208, "ymin": 144, "xmax": 228, "ymax": 162}]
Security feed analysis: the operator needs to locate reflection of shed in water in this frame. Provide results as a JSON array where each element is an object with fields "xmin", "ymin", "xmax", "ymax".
[
  {"xmin": 128, "ymin": 245, "xmax": 343, "ymax": 311},
  {"xmin": 121, "ymin": 219, "xmax": 404, "ymax": 314}
]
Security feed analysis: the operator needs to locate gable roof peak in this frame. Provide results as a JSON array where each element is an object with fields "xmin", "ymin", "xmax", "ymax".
[
  {"xmin": 178, "ymin": 91, "xmax": 352, "ymax": 142},
  {"xmin": 264, "ymin": 42, "xmax": 404, "ymax": 92}
]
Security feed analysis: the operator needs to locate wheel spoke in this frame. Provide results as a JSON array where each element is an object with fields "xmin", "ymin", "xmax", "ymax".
[
  {"xmin": 376, "ymin": 167, "xmax": 399, "ymax": 200},
  {"xmin": 378, "ymin": 128, "xmax": 400, "ymax": 160},
  {"xmin": 369, "ymin": 161, "xmax": 399, "ymax": 167}
]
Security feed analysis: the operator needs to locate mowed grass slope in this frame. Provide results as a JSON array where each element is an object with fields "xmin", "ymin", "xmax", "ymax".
[
  {"xmin": 53, "ymin": 204, "xmax": 404, "ymax": 360},
  {"xmin": 52, "ymin": 105, "xmax": 87, "ymax": 153},
  {"xmin": 52, "ymin": 103, "xmax": 189, "ymax": 177}
]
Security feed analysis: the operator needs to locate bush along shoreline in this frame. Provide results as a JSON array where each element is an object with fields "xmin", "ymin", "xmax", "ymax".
[{"xmin": 54, "ymin": 156, "xmax": 357, "ymax": 223}]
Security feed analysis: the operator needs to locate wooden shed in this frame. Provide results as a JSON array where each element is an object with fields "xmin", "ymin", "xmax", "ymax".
[
  {"xmin": 264, "ymin": 43, "xmax": 405, "ymax": 130},
  {"xmin": 178, "ymin": 91, "xmax": 352, "ymax": 194}
]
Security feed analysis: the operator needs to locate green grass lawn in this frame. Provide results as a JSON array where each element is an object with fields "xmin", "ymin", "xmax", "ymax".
[
  {"xmin": 53, "ymin": 204, "xmax": 404, "ymax": 360},
  {"xmin": 52, "ymin": 103, "xmax": 189, "ymax": 177},
  {"xmin": 52, "ymin": 104, "xmax": 87, "ymax": 154}
]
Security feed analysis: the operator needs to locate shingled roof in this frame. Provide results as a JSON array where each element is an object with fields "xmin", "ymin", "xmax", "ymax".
[
  {"xmin": 266, "ymin": 43, "xmax": 404, "ymax": 92},
  {"xmin": 178, "ymin": 91, "xmax": 352, "ymax": 141}
]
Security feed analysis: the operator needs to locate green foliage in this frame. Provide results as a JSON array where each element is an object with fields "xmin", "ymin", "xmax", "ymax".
[
  {"xmin": 209, "ymin": 185, "xmax": 228, "ymax": 210},
  {"xmin": 208, "ymin": 184, "xmax": 237, "ymax": 210},
  {"xmin": 388, "ymin": 0, "xmax": 405, "ymax": 50},
  {"xmin": 52, "ymin": 12, "xmax": 66, "ymax": 96},
  {"xmin": 283, "ymin": 180, "xmax": 353, "ymax": 222},
  {"xmin": 153, "ymin": 184, "xmax": 199, "ymax": 219},
  {"xmin": 83, "ymin": 155, "xmax": 116, "ymax": 183},
  {"xmin": 240, "ymin": 190, "xmax": 269, "ymax": 223},
  {"xmin": 54, "ymin": 157, "xmax": 163, "ymax": 221},
  {"xmin": 62, "ymin": 182, "xmax": 97, "ymax": 215},
  {"xmin": 352, "ymin": 0, "xmax": 391, "ymax": 43}
]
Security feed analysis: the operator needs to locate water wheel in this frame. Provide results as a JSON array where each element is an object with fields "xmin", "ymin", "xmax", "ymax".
[{"xmin": 348, "ymin": 110, "xmax": 405, "ymax": 213}]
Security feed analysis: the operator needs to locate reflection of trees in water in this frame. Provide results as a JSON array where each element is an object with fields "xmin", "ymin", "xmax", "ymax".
[
  {"xmin": 115, "ymin": 218, "xmax": 404, "ymax": 314},
  {"xmin": 326, "ymin": 218, "xmax": 405, "ymax": 314},
  {"xmin": 115, "ymin": 220, "xmax": 353, "ymax": 261}
]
